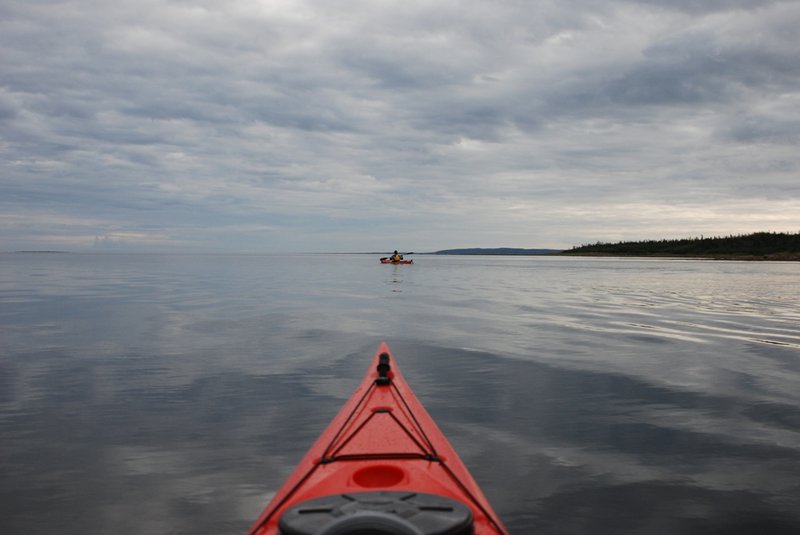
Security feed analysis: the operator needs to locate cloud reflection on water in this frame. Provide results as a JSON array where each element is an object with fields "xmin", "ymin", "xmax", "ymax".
[{"xmin": 0, "ymin": 254, "xmax": 798, "ymax": 534}]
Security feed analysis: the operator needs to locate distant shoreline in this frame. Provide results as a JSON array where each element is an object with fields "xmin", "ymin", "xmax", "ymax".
[
  {"xmin": 11, "ymin": 250, "xmax": 70, "ymax": 254},
  {"xmin": 431, "ymin": 251, "xmax": 799, "ymax": 261},
  {"xmin": 432, "ymin": 247, "xmax": 562, "ymax": 255},
  {"xmin": 561, "ymin": 232, "xmax": 800, "ymax": 261},
  {"xmin": 7, "ymin": 231, "xmax": 799, "ymax": 261},
  {"xmin": 560, "ymin": 252, "xmax": 800, "ymax": 261}
]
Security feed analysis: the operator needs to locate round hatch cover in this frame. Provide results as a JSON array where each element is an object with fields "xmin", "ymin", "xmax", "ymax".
[{"xmin": 278, "ymin": 491, "xmax": 474, "ymax": 535}]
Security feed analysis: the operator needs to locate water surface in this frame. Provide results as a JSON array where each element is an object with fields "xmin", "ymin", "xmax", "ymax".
[{"xmin": 1, "ymin": 253, "xmax": 799, "ymax": 534}]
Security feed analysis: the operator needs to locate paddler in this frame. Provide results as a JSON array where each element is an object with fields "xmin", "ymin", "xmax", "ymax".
[{"xmin": 390, "ymin": 250, "xmax": 403, "ymax": 262}]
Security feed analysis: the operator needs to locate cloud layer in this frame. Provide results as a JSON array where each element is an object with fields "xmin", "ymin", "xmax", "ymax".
[{"xmin": 2, "ymin": 0, "xmax": 799, "ymax": 251}]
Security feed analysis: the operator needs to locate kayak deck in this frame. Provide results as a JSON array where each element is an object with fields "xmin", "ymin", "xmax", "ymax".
[
  {"xmin": 380, "ymin": 258, "xmax": 413, "ymax": 264},
  {"xmin": 248, "ymin": 342, "xmax": 507, "ymax": 534}
]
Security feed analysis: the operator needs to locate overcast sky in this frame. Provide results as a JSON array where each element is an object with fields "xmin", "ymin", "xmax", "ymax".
[{"xmin": 2, "ymin": 0, "xmax": 799, "ymax": 252}]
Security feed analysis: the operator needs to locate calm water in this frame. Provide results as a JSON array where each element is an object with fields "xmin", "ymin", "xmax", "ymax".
[{"xmin": 1, "ymin": 253, "xmax": 799, "ymax": 534}]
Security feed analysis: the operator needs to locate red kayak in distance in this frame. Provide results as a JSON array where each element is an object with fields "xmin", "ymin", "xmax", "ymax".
[
  {"xmin": 247, "ymin": 342, "xmax": 508, "ymax": 535},
  {"xmin": 380, "ymin": 258, "xmax": 413, "ymax": 264}
]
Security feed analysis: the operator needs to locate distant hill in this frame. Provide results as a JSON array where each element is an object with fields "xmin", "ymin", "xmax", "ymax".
[
  {"xmin": 433, "ymin": 247, "xmax": 562, "ymax": 255},
  {"xmin": 563, "ymin": 232, "xmax": 800, "ymax": 260},
  {"xmin": 13, "ymin": 250, "xmax": 69, "ymax": 254}
]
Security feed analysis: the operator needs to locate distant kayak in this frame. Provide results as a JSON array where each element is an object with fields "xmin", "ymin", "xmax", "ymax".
[
  {"xmin": 247, "ymin": 342, "xmax": 507, "ymax": 535},
  {"xmin": 380, "ymin": 258, "xmax": 413, "ymax": 264}
]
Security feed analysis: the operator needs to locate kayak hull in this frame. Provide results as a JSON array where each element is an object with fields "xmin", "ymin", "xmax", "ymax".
[
  {"xmin": 247, "ymin": 342, "xmax": 507, "ymax": 535},
  {"xmin": 380, "ymin": 258, "xmax": 413, "ymax": 264}
]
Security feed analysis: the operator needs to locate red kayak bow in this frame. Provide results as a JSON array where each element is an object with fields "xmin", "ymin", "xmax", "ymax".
[{"xmin": 248, "ymin": 342, "xmax": 507, "ymax": 535}]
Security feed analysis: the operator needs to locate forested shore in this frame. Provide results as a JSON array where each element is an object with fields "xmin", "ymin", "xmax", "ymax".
[{"xmin": 563, "ymin": 232, "xmax": 800, "ymax": 260}]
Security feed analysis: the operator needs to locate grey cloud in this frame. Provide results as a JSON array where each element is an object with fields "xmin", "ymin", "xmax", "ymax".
[
  {"xmin": 726, "ymin": 116, "xmax": 800, "ymax": 144},
  {"xmin": 624, "ymin": 0, "xmax": 782, "ymax": 15},
  {"xmin": 0, "ymin": 91, "xmax": 20, "ymax": 120},
  {"xmin": 1, "ymin": 0, "xmax": 799, "ymax": 252}
]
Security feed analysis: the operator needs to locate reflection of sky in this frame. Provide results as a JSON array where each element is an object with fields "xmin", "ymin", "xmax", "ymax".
[{"xmin": 1, "ymin": 254, "xmax": 799, "ymax": 534}]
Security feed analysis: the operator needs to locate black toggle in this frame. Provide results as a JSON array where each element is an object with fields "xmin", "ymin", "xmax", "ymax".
[{"xmin": 376, "ymin": 352, "xmax": 392, "ymax": 385}]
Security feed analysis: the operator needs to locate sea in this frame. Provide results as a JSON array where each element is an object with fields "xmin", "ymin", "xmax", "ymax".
[{"xmin": 1, "ymin": 252, "xmax": 799, "ymax": 534}]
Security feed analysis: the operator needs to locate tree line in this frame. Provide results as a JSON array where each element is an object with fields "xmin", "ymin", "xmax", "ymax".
[{"xmin": 565, "ymin": 231, "xmax": 800, "ymax": 259}]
